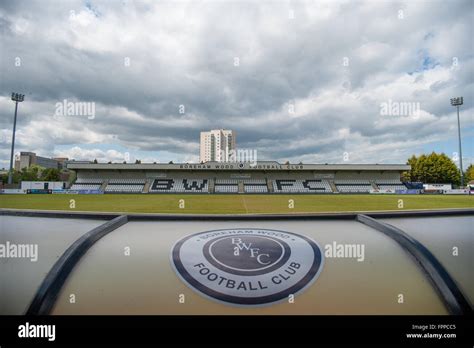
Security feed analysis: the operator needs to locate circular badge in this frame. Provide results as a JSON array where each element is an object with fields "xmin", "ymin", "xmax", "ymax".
[{"xmin": 171, "ymin": 228, "xmax": 324, "ymax": 306}]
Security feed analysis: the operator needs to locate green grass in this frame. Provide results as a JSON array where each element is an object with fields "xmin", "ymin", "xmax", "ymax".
[{"xmin": 0, "ymin": 194, "xmax": 472, "ymax": 214}]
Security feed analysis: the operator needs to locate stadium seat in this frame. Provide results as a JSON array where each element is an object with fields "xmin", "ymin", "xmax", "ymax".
[
  {"xmin": 335, "ymin": 180, "xmax": 372, "ymax": 193},
  {"xmin": 375, "ymin": 180, "xmax": 407, "ymax": 191},
  {"xmin": 215, "ymin": 179, "xmax": 239, "ymax": 193},
  {"xmin": 243, "ymin": 179, "xmax": 268, "ymax": 193},
  {"xmin": 104, "ymin": 178, "xmax": 146, "ymax": 193},
  {"xmin": 71, "ymin": 178, "xmax": 104, "ymax": 191}
]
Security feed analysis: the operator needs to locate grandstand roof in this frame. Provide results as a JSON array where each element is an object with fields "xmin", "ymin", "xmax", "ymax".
[{"xmin": 66, "ymin": 161, "xmax": 410, "ymax": 172}]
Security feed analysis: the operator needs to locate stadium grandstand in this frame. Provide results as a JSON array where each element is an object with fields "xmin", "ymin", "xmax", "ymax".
[{"xmin": 65, "ymin": 161, "xmax": 412, "ymax": 194}]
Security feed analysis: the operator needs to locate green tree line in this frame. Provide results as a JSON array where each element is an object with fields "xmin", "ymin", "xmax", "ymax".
[
  {"xmin": 401, "ymin": 152, "xmax": 468, "ymax": 186},
  {"xmin": 1, "ymin": 165, "xmax": 61, "ymax": 184}
]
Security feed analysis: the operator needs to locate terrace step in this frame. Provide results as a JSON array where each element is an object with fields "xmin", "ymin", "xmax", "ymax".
[
  {"xmin": 208, "ymin": 178, "xmax": 215, "ymax": 193},
  {"xmin": 329, "ymin": 181, "xmax": 338, "ymax": 193},
  {"xmin": 267, "ymin": 179, "xmax": 274, "ymax": 193},
  {"xmin": 238, "ymin": 181, "xmax": 244, "ymax": 193},
  {"xmin": 143, "ymin": 179, "xmax": 152, "ymax": 193},
  {"xmin": 99, "ymin": 180, "xmax": 108, "ymax": 192}
]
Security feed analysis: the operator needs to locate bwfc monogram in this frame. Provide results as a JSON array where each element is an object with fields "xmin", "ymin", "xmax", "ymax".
[{"xmin": 171, "ymin": 228, "xmax": 324, "ymax": 306}]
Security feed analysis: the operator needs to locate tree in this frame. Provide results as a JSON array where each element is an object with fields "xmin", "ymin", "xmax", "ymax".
[
  {"xmin": 465, "ymin": 164, "xmax": 474, "ymax": 183},
  {"xmin": 402, "ymin": 152, "xmax": 461, "ymax": 186},
  {"xmin": 67, "ymin": 170, "xmax": 76, "ymax": 186},
  {"xmin": 135, "ymin": 159, "xmax": 141, "ymax": 164},
  {"xmin": 401, "ymin": 155, "xmax": 418, "ymax": 182},
  {"xmin": 93, "ymin": 159, "xmax": 98, "ymax": 164},
  {"xmin": 40, "ymin": 168, "xmax": 60, "ymax": 181},
  {"xmin": 20, "ymin": 165, "xmax": 44, "ymax": 181},
  {"xmin": 0, "ymin": 170, "xmax": 21, "ymax": 184}
]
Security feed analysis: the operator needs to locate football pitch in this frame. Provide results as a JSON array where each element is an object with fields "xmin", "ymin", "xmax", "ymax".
[{"xmin": 0, "ymin": 194, "xmax": 472, "ymax": 214}]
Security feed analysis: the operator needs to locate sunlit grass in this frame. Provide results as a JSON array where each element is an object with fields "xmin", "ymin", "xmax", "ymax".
[{"xmin": 0, "ymin": 194, "xmax": 472, "ymax": 214}]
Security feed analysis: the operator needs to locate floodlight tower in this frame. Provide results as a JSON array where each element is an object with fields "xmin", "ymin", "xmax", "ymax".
[
  {"xmin": 450, "ymin": 96, "xmax": 464, "ymax": 187},
  {"xmin": 8, "ymin": 92, "xmax": 25, "ymax": 184}
]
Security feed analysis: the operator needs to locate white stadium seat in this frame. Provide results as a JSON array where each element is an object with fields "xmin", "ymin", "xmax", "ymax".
[
  {"xmin": 243, "ymin": 179, "xmax": 268, "ymax": 193},
  {"xmin": 104, "ymin": 178, "xmax": 146, "ymax": 193},
  {"xmin": 71, "ymin": 178, "xmax": 104, "ymax": 191},
  {"xmin": 215, "ymin": 179, "xmax": 239, "ymax": 193},
  {"xmin": 335, "ymin": 180, "xmax": 372, "ymax": 193},
  {"xmin": 74, "ymin": 178, "xmax": 103, "ymax": 184},
  {"xmin": 375, "ymin": 180, "xmax": 407, "ymax": 191},
  {"xmin": 70, "ymin": 184, "xmax": 102, "ymax": 190}
]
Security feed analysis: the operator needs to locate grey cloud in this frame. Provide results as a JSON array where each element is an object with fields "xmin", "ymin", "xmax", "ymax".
[{"xmin": 0, "ymin": 0, "xmax": 473, "ymax": 166}]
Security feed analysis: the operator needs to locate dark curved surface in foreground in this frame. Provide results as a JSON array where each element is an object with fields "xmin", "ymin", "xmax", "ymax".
[
  {"xmin": 357, "ymin": 214, "xmax": 472, "ymax": 315},
  {"xmin": 25, "ymin": 215, "xmax": 128, "ymax": 315}
]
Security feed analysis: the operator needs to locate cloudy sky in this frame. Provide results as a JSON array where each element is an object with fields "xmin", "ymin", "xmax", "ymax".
[{"xmin": 0, "ymin": 0, "xmax": 473, "ymax": 167}]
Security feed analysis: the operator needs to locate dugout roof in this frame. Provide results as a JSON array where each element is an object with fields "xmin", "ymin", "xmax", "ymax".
[{"xmin": 1, "ymin": 209, "xmax": 471, "ymax": 315}]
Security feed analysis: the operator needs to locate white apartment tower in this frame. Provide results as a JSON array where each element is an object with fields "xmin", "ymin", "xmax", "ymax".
[{"xmin": 200, "ymin": 129, "xmax": 236, "ymax": 162}]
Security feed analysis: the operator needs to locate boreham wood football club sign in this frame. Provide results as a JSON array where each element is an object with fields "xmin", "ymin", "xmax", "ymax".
[{"xmin": 171, "ymin": 228, "xmax": 324, "ymax": 306}]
